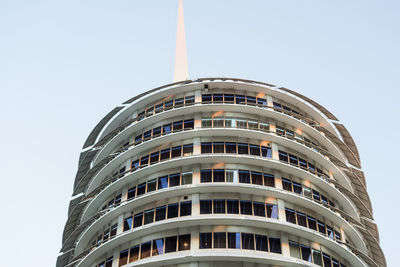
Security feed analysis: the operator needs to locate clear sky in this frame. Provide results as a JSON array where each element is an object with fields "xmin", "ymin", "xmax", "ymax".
[{"xmin": 0, "ymin": 0, "xmax": 399, "ymax": 266}]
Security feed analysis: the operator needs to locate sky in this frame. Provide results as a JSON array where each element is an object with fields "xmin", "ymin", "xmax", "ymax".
[{"xmin": 0, "ymin": 0, "xmax": 399, "ymax": 266}]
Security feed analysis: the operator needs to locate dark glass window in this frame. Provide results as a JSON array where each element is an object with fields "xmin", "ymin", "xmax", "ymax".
[
  {"xmin": 169, "ymin": 173, "xmax": 180, "ymax": 187},
  {"xmin": 135, "ymin": 134, "xmax": 142, "ymax": 144},
  {"xmin": 308, "ymin": 163, "xmax": 315, "ymax": 172},
  {"xmin": 105, "ymin": 257, "xmax": 113, "ymax": 267},
  {"xmin": 140, "ymin": 241, "xmax": 151, "ymax": 259},
  {"xmin": 200, "ymin": 233, "xmax": 212, "ymax": 249},
  {"xmin": 267, "ymin": 204, "xmax": 278, "ymax": 219},
  {"xmin": 321, "ymin": 194, "xmax": 328, "ymax": 205},
  {"xmin": 289, "ymin": 154, "xmax": 298, "ymax": 165},
  {"xmin": 285, "ymin": 208, "xmax": 296, "ymax": 224},
  {"xmin": 332, "ymin": 258, "xmax": 340, "ymax": 267},
  {"xmin": 327, "ymin": 225, "xmax": 334, "ymax": 239},
  {"xmin": 307, "ymin": 216, "xmax": 317, "ymax": 230},
  {"xmin": 133, "ymin": 213, "xmax": 143, "ymax": 228},
  {"xmin": 296, "ymin": 212, "xmax": 307, "ymax": 227},
  {"xmin": 301, "ymin": 244, "xmax": 312, "ymax": 262},
  {"xmin": 312, "ymin": 190, "xmax": 321, "ymax": 202},
  {"xmin": 160, "ymin": 148, "xmax": 170, "ymax": 161},
  {"xmin": 249, "ymin": 144, "xmax": 260, "ymax": 156},
  {"xmin": 213, "ymin": 199, "xmax": 226, "ymax": 214},
  {"xmin": 318, "ymin": 221, "xmax": 326, "ymax": 235},
  {"xmin": 251, "ymin": 171, "xmax": 263, "ymax": 185},
  {"xmin": 227, "ymin": 232, "xmax": 240, "ymax": 248},
  {"xmin": 167, "ymin": 203, "xmax": 179, "ymax": 219},
  {"xmin": 239, "ymin": 170, "xmax": 250, "ymax": 183},
  {"xmin": 129, "ymin": 245, "xmax": 139, "ymax": 263},
  {"xmin": 224, "ymin": 94, "xmax": 234, "ymax": 102},
  {"xmin": 201, "ymin": 169, "xmax": 212, "ymax": 183},
  {"xmin": 240, "ymin": 200, "xmax": 252, "ymax": 215},
  {"xmin": 171, "ymin": 146, "xmax": 182, "ymax": 158},
  {"xmin": 236, "ymin": 94, "xmax": 245, "ymax": 104},
  {"xmin": 213, "ymin": 94, "xmax": 223, "ymax": 102},
  {"xmin": 282, "ymin": 178, "xmax": 292, "ymax": 191},
  {"xmin": 178, "ymin": 234, "xmax": 191, "ymax": 251},
  {"xmin": 202, "ymin": 94, "xmax": 212, "ymax": 102},
  {"xmin": 227, "ymin": 199, "xmax": 239, "ymax": 214},
  {"xmin": 334, "ymin": 230, "xmax": 341, "ymax": 241},
  {"xmin": 257, "ymin": 97, "xmax": 267, "ymax": 106},
  {"xmin": 140, "ymin": 155, "xmax": 149, "ymax": 166},
  {"xmin": 119, "ymin": 249, "xmax": 128, "ymax": 266},
  {"xmin": 184, "ymin": 119, "xmax": 194, "ymax": 130},
  {"xmin": 253, "ymin": 202, "xmax": 265, "ymax": 217},
  {"xmin": 214, "ymin": 232, "xmax": 226, "ymax": 248},
  {"xmin": 213, "ymin": 169, "xmax": 225, "ymax": 182},
  {"xmin": 127, "ymin": 187, "xmax": 136, "ymax": 200},
  {"xmin": 323, "ymin": 253, "xmax": 332, "ymax": 267},
  {"xmin": 255, "ymin": 234, "xmax": 269, "ymax": 251},
  {"xmin": 155, "ymin": 205, "xmax": 166, "ymax": 221},
  {"xmin": 278, "ymin": 150, "xmax": 288, "ymax": 162},
  {"xmin": 273, "ymin": 102, "xmax": 282, "ymax": 109},
  {"xmin": 175, "ymin": 97, "xmax": 184, "ymax": 107},
  {"xmin": 137, "ymin": 183, "xmax": 146, "ymax": 196},
  {"xmin": 165, "ymin": 236, "xmax": 177, "ymax": 253},
  {"xmin": 155, "ymin": 103, "xmax": 163, "ymax": 114},
  {"xmin": 185, "ymin": 95, "xmax": 195, "ymax": 105},
  {"xmin": 299, "ymin": 158, "xmax": 308, "ymax": 168},
  {"xmin": 123, "ymin": 216, "xmax": 132, "ymax": 231},
  {"xmin": 238, "ymin": 143, "xmax": 249, "ymax": 154},
  {"xmin": 144, "ymin": 209, "xmax": 154, "ymax": 225},
  {"xmin": 147, "ymin": 179, "xmax": 157, "ymax": 192},
  {"xmin": 143, "ymin": 130, "xmax": 151, "ymax": 140},
  {"xmin": 165, "ymin": 100, "xmax": 173, "ymax": 110},
  {"xmin": 241, "ymin": 233, "xmax": 254, "ymax": 250},
  {"xmin": 162, "ymin": 123, "xmax": 172, "ymax": 134},
  {"xmin": 200, "ymin": 200, "xmax": 212, "ymax": 214},
  {"xmin": 293, "ymin": 182, "xmax": 303, "ymax": 195},
  {"xmin": 110, "ymin": 223, "xmax": 117, "ymax": 237},
  {"xmin": 269, "ymin": 237, "xmax": 281, "ymax": 254},
  {"xmin": 261, "ymin": 146, "xmax": 272, "ymax": 158},
  {"xmin": 173, "ymin": 120, "xmax": 183, "ymax": 131},
  {"xmin": 226, "ymin": 142, "xmax": 236, "ymax": 153},
  {"xmin": 180, "ymin": 201, "xmax": 192, "ymax": 216},
  {"xmin": 158, "ymin": 176, "xmax": 168, "ymax": 189},
  {"xmin": 213, "ymin": 142, "xmax": 225, "ymax": 153},
  {"xmin": 131, "ymin": 159, "xmax": 139, "ymax": 169},
  {"xmin": 150, "ymin": 151, "xmax": 159, "ymax": 164},
  {"xmin": 313, "ymin": 249, "xmax": 323, "ymax": 266},
  {"xmin": 153, "ymin": 126, "xmax": 161, "ymax": 136},
  {"xmin": 264, "ymin": 173, "xmax": 275, "ymax": 187},
  {"xmin": 201, "ymin": 142, "xmax": 212, "ymax": 153},
  {"xmin": 152, "ymin": 238, "xmax": 164, "ymax": 256}
]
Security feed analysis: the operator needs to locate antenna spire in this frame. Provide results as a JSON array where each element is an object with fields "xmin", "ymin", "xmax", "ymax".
[{"xmin": 174, "ymin": 0, "xmax": 188, "ymax": 82}]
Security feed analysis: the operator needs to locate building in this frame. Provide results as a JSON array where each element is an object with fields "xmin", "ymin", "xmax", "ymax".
[{"xmin": 57, "ymin": 77, "xmax": 386, "ymax": 267}]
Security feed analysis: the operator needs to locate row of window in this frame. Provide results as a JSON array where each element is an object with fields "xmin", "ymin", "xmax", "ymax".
[
  {"xmin": 285, "ymin": 208, "xmax": 342, "ymax": 241},
  {"xmin": 199, "ymin": 231, "xmax": 281, "ymax": 254},
  {"xmin": 200, "ymin": 168, "xmax": 275, "ymax": 186},
  {"xmin": 201, "ymin": 141, "xmax": 272, "ymax": 157},
  {"xmin": 118, "ymin": 234, "xmax": 191, "ymax": 266},
  {"xmin": 200, "ymin": 199, "xmax": 278, "ymax": 219},
  {"xmin": 123, "ymin": 201, "xmax": 192, "ymax": 232},
  {"xmin": 289, "ymin": 240, "xmax": 346, "ymax": 267}
]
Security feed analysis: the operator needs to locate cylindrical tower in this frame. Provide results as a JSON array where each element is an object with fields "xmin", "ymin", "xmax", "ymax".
[{"xmin": 57, "ymin": 78, "xmax": 386, "ymax": 267}]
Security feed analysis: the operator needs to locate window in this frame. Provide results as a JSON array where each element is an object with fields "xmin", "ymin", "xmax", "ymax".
[
  {"xmin": 248, "ymin": 120, "xmax": 258, "ymax": 129},
  {"xmin": 201, "ymin": 169, "xmax": 212, "ymax": 183},
  {"xmin": 152, "ymin": 238, "xmax": 164, "ymax": 256},
  {"xmin": 158, "ymin": 176, "xmax": 168, "ymax": 189},
  {"xmin": 253, "ymin": 202, "xmax": 265, "ymax": 217},
  {"xmin": 214, "ymin": 199, "xmax": 226, "ymax": 214},
  {"xmin": 214, "ymin": 232, "xmax": 226, "ymax": 248},
  {"xmin": 140, "ymin": 155, "xmax": 149, "ymax": 166},
  {"xmin": 307, "ymin": 216, "xmax": 317, "ymax": 230},
  {"xmin": 289, "ymin": 154, "xmax": 298, "ymax": 165},
  {"xmin": 226, "ymin": 142, "xmax": 236, "ymax": 153},
  {"xmin": 299, "ymin": 158, "xmax": 308, "ymax": 168},
  {"xmin": 267, "ymin": 204, "xmax": 278, "ymax": 219},
  {"xmin": 155, "ymin": 103, "xmax": 163, "ymax": 114},
  {"xmin": 143, "ymin": 130, "xmax": 151, "ymax": 140},
  {"xmin": 321, "ymin": 194, "xmax": 328, "ymax": 205},
  {"xmin": 260, "ymin": 122, "xmax": 269, "ymax": 131},
  {"xmin": 296, "ymin": 212, "xmax": 307, "ymax": 227},
  {"xmin": 201, "ymin": 142, "xmax": 212, "ymax": 153},
  {"xmin": 165, "ymin": 236, "xmax": 177, "ymax": 253},
  {"xmin": 224, "ymin": 94, "xmax": 234, "ymax": 102},
  {"xmin": 293, "ymin": 181, "xmax": 303, "ymax": 195},
  {"xmin": 227, "ymin": 199, "xmax": 239, "ymax": 214},
  {"xmin": 185, "ymin": 95, "xmax": 195, "ymax": 105},
  {"xmin": 227, "ymin": 232, "xmax": 240, "ymax": 248},
  {"xmin": 144, "ymin": 209, "xmax": 154, "ymax": 225},
  {"xmin": 238, "ymin": 143, "xmax": 249, "ymax": 154},
  {"xmin": 241, "ymin": 233, "xmax": 254, "ymax": 250},
  {"xmin": 264, "ymin": 173, "xmax": 275, "ymax": 187},
  {"xmin": 155, "ymin": 206, "xmax": 166, "ymax": 221},
  {"xmin": 171, "ymin": 146, "xmax": 182, "ymax": 158},
  {"xmin": 247, "ymin": 96, "xmax": 256, "ymax": 105},
  {"xmin": 119, "ymin": 249, "xmax": 128, "ymax": 266},
  {"xmin": 282, "ymin": 178, "xmax": 292, "ymax": 191},
  {"xmin": 200, "ymin": 200, "xmax": 212, "ymax": 214},
  {"xmin": 334, "ymin": 230, "xmax": 341, "ymax": 241},
  {"xmin": 131, "ymin": 160, "xmax": 139, "ymax": 169},
  {"xmin": 135, "ymin": 134, "xmax": 142, "ymax": 144},
  {"xmin": 213, "ymin": 118, "xmax": 224, "ymax": 128},
  {"xmin": 133, "ymin": 213, "xmax": 143, "ymax": 228},
  {"xmin": 173, "ymin": 120, "xmax": 183, "ymax": 131},
  {"xmin": 167, "ymin": 203, "xmax": 179, "ymax": 218},
  {"xmin": 269, "ymin": 237, "xmax": 281, "ymax": 253},
  {"xmin": 213, "ymin": 94, "xmax": 223, "ymax": 102},
  {"xmin": 236, "ymin": 94, "xmax": 245, "ymax": 104},
  {"xmin": 123, "ymin": 216, "xmax": 132, "ymax": 231},
  {"xmin": 127, "ymin": 187, "xmax": 136, "ymax": 200},
  {"xmin": 257, "ymin": 97, "xmax": 267, "ymax": 106},
  {"xmin": 300, "ymin": 244, "xmax": 312, "ymax": 262},
  {"xmin": 226, "ymin": 169, "xmax": 234, "ymax": 182},
  {"xmin": 303, "ymin": 186, "xmax": 312, "ymax": 198},
  {"xmin": 165, "ymin": 99, "xmax": 173, "ymax": 110},
  {"xmin": 178, "ymin": 234, "xmax": 191, "ymax": 251},
  {"xmin": 181, "ymin": 172, "xmax": 192, "ymax": 185},
  {"xmin": 249, "ymin": 144, "xmax": 260, "ymax": 156},
  {"xmin": 137, "ymin": 183, "xmax": 146, "ymax": 196},
  {"xmin": 313, "ymin": 249, "xmax": 323, "ymax": 266},
  {"xmin": 129, "ymin": 245, "xmax": 139, "ymax": 263},
  {"xmin": 285, "ymin": 208, "xmax": 296, "ymax": 224},
  {"xmin": 169, "ymin": 173, "xmax": 180, "ymax": 187},
  {"xmin": 211, "ymin": 141, "xmax": 225, "ymax": 153},
  {"xmin": 312, "ymin": 190, "xmax": 321, "ymax": 202},
  {"xmin": 323, "ymin": 253, "xmax": 332, "ymax": 267},
  {"xmin": 200, "ymin": 233, "xmax": 212, "ymax": 249},
  {"xmin": 225, "ymin": 118, "xmax": 233, "ymax": 128},
  {"xmin": 327, "ymin": 225, "xmax": 334, "ymax": 239},
  {"xmin": 261, "ymin": 146, "xmax": 272, "ymax": 158},
  {"xmin": 202, "ymin": 94, "xmax": 211, "ymax": 102},
  {"xmin": 175, "ymin": 98, "xmax": 184, "ymax": 107},
  {"xmin": 213, "ymin": 169, "xmax": 225, "ymax": 182},
  {"xmin": 251, "ymin": 171, "xmax": 263, "ymax": 185},
  {"xmin": 289, "ymin": 241, "xmax": 300, "ymax": 259},
  {"xmin": 239, "ymin": 170, "xmax": 250, "ymax": 183},
  {"xmin": 184, "ymin": 119, "xmax": 194, "ymax": 130},
  {"xmin": 110, "ymin": 224, "xmax": 117, "ymax": 238},
  {"xmin": 278, "ymin": 150, "xmax": 288, "ymax": 162},
  {"xmin": 202, "ymin": 118, "xmax": 212, "ymax": 128},
  {"xmin": 332, "ymin": 258, "xmax": 340, "ymax": 267},
  {"xmin": 240, "ymin": 200, "xmax": 252, "ymax": 215},
  {"xmin": 160, "ymin": 148, "xmax": 170, "ymax": 161},
  {"xmin": 318, "ymin": 221, "xmax": 326, "ymax": 235},
  {"xmin": 162, "ymin": 123, "xmax": 172, "ymax": 135},
  {"xmin": 255, "ymin": 234, "xmax": 268, "ymax": 251},
  {"xmin": 183, "ymin": 144, "xmax": 193, "ymax": 156},
  {"xmin": 180, "ymin": 201, "xmax": 192, "ymax": 216},
  {"xmin": 140, "ymin": 241, "xmax": 151, "ymax": 259},
  {"xmin": 105, "ymin": 257, "xmax": 113, "ymax": 267},
  {"xmin": 147, "ymin": 179, "xmax": 157, "ymax": 192}
]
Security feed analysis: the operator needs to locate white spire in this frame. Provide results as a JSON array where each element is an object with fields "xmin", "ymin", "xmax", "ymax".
[{"xmin": 173, "ymin": 0, "xmax": 188, "ymax": 82}]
